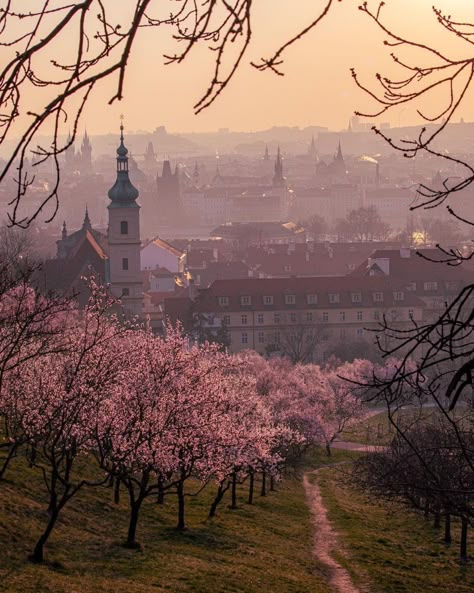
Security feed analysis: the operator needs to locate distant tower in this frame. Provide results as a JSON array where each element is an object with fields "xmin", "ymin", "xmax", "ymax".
[
  {"xmin": 157, "ymin": 159, "xmax": 182, "ymax": 224},
  {"xmin": 107, "ymin": 122, "xmax": 142, "ymax": 317},
  {"xmin": 80, "ymin": 130, "xmax": 92, "ymax": 173},
  {"xmin": 263, "ymin": 144, "xmax": 270, "ymax": 161},
  {"xmin": 143, "ymin": 141, "xmax": 157, "ymax": 171},
  {"xmin": 273, "ymin": 146, "xmax": 285, "ymax": 187},
  {"xmin": 332, "ymin": 139, "xmax": 346, "ymax": 177},
  {"xmin": 82, "ymin": 205, "xmax": 92, "ymax": 231},
  {"xmin": 308, "ymin": 135, "xmax": 317, "ymax": 156},
  {"xmin": 61, "ymin": 221, "xmax": 68, "ymax": 241}
]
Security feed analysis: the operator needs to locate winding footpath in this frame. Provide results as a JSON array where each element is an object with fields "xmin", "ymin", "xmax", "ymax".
[{"xmin": 304, "ymin": 456, "xmax": 372, "ymax": 593}]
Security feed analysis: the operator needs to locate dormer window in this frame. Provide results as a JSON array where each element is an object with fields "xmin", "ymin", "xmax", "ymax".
[
  {"xmin": 329, "ymin": 293, "xmax": 340, "ymax": 304},
  {"xmin": 373, "ymin": 292, "xmax": 384, "ymax": 302},
  {"xmin": 218, "ymin": 296, "xmax": 229, "ymax": 306},
  {"xmin": 284, "ymin": 294, "xmax": 296, "ymax": 305},
  {"xmin": 263, "ymin": 295, "xmax": 274, "ymax": 305},
  {"xmin": 306, "ymin": 294, "xmax": 318, "ymax": 305},
  {"xmin": 394, "ymin": 291, "xmax": 404, "ymax": 301},
  {"xmin": 351, "ymin": 292, "xmax": 362, "ymax": 303},
  {"xmin": 240, "ymin": 295, "xmax": 252, "ymax": 306},
  {"xmin": 424, "ymin": 281, "xmax": 438, "ymax": 291}
]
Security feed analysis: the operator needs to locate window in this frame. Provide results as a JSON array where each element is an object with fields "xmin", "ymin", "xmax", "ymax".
[
  {"xmin": 306, "ymin": 312, "xmax": 313, "ymax": 322},
  {"xmin": 285, "ymin": 294, "xmax": 296, "ymax": 305},
  {"xmin": 356, "ymin": 328, "xmax": 363, "ymax": 339},
  {"xmin": 120, "ymin": 220, "xmax": 128, "ymax": 235},
  {"xmin": 121, "ymin": 288, "xmax": 129, "ymax": 297},
  {"xmin": 374, "ymin": 311, "xmax": 380, "ymax": 321},
  {"xmin": 274, "ymin": 313, "xmax": 280, "ymax": 324},
  {"xmin": 424, "ymin": 281, "xmax": 438, "ymax": 291},
  {"xmin": 218, "ymin": 296, "xmax": 229, "ymax": 306},
  {"xmin": 394, "ymin": 291, "xmax": 404, "ymax": 301},
  {"xmin": 258, "ymin": 331, "xmax": 265, "ymax": 344},
  {"xmin": 240, "ymin": 295, "xmax": 252, "ymax": 306},
  {"xmin": 241, "ymin": 332, "xmax": 248, "ymax": 344},
  {"xmin": 391, "ymin": 310, "xmax": 398, "ymax": 321},
  {"xmin": 406, "ymin": 281, "xmax": 417, "ymax": 291},
  {"xmin": 339, "ymin": 311, "xmax": 346, "ymax": 322},
  {"xmin": 290, "ymin": 313, "xmax": 297, "ymax": 323},
  {"xmin": 257, "ymin": 313, "xmax": 264, "ymax": 324},
  {"xmin": 284, "ymin": 264, "xmax": 292, "ymax": 273},
  {"xmin": 306, "ymin": 294, "xmax": 318, "ymax": 305},
  {"xmin": 241, "ymin": 314, "xmax": 248, "ymax": 325},
  {"xmin": 356, "ymin": 311, "xmax": 363, "ymax": 321},
  {"xmin": 329, "ymin": 293, "xmax": 340, "ymax": 304},
  {"xmin": 122, "ymin": 257, "xmax": 129, "ymax": 270},
  {"xmin": 373, "ymin": 292, "xmax": 384, "ymax": 302},
  {"xmin": 223, "ymin": 315, "xmax": 231, "ymax": 325},
  {"xmin": 263, "ymin": 295, "xmax": 274, "ymax": 305},
  {"xmin": 322, "ymin": 312, "xmax": 329, "ymax": 322},
  {"xmin": 351, "ymin": 292, "xmax": 362, "ymax": 303},
  {"xmin": 446, "ymin": 281, "xmax": 459, "ymax": 291}
]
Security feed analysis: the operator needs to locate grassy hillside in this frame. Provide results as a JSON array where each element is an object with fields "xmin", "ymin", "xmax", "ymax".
[
  {"xmin": 318, "ymin": 466, "xmax": 474, "ymax": 593},
  {"xmin": 0, "ymin": 451, "xmax": 347, "ymax": 593}
]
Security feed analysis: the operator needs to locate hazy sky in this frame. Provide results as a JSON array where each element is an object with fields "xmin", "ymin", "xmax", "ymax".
[{"xmin": 10, "ymin": 0, "xmax": 474, "ymax": 137}]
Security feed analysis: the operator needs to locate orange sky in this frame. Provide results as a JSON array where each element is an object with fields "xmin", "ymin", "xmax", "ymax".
[{"xmin": 8, "ymin": 0, "xmax": 474, "ymax": 137}]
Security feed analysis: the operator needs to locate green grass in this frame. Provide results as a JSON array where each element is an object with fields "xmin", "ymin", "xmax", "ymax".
[
  {"xmin": 0, "ymin": 453, "xmax": 339, "ymax": 593},
  {"xmin": 318, "ymin": 466, "xmax": 474, "ymax": 593}
]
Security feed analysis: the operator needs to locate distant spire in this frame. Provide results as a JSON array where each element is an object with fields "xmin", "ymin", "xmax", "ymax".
[
  {"xmin": 82, "ymin": 205, "xmax": 92, "ymax": 230},
  {"xmin": 273, "ymin": 146, "xmax": 285, "ymax": 186},
  {"xmin": 336, "ymin": 139, "xmax": 344, "ymax": 162},
  {"xmin": 62, "ymin": 221, "xmax": 68, "ymax": 241},
  {"xmin": 263, "ymin": 144, "xmax": 270, "ymax": 161}
]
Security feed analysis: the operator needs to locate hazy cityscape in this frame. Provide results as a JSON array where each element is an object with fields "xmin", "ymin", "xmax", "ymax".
[{"xmin": 1, "ymin": 2, "xmax": 474, "ymax": 593}]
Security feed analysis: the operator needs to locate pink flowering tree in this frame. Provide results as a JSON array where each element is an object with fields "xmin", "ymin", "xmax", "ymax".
[{"xmin": 1, "ymin": 279, "xmax": 131, "ymax": 562}]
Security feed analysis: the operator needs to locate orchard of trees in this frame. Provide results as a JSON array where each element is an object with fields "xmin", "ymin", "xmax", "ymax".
[{"xmin": 0, "ymin": 250, "xmax": 387, "ymax": 564}]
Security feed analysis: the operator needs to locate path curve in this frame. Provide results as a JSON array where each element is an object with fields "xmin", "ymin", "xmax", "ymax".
[{"xmin": 304, "ymin": 466, "xmax": 368, "ymax": 593}]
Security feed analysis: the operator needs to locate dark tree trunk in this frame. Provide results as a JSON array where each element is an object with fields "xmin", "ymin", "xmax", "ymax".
[
  {"xmin": 107, "ymin": 474, "xmax": 114, "ymax": 488},
  {"xmin": 248, "ymin": 470, "xmax": 254, "ymax": 505},
  {"xmin": 270, "ymin": 475, "xmax": 275, "ymax": 492},
  {"xmin": 30, "ymin": 507, "xmax": 60, "ymax": 563},
  {"xmin": 0, "ymin": 442, "xmax": 18, "ymax": 480},
  {"xmin": 176, "ymin": 479, "xmax": 185, "ymax": 530},
  {"xmin": 125, "ymin": 499, "xmax": 142, "ymax": 548},
  {"xmin": 157, "ymin": 475, "xmax": 165, "ymax": 505},
  {"xmin": 230, "ymin": 472, "xmax": 237, "ymax": 509},
  {"xmin": 261, "ymin": 470, "xmax": 267, "ymax": 497},
  {"xmin": 460, "ymin": 517, "xmax": 468, "ymax": 562},
  {"xmin": 209, "ymin": 482, "xmax": 228, "ymax": 519},
  {"xmin": 114, "ymin": 477, "xmax": 120, "ymax": 504},
  {"xmin": 444, "ymin": 513, "xmax": 451, "ymax": 544},
  {"xmin": 325, "ymin": 442, "xmax": 332, "ymax": 457}
]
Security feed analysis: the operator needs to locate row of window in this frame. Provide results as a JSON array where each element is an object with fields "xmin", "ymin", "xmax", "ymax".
[
  {"xmin": 218, "ymin": 291, "xmax": 405, "ymax": 307},
  {"xmin": 240, "ymin": 328, "xmax": 365, "ymax": 345},
  {"xmin": 221, "ymin": 309, "xmax": 415, "ymax": 325}
]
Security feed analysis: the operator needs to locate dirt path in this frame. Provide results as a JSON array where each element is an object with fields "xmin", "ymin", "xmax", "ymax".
[{"xmin": 304, "ymin": 467, "xmax": 367, "ymax": 593}]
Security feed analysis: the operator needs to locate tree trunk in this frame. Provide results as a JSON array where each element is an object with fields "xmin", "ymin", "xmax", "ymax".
[
  {"xmin": 325, "ymin": 442, "xmax": 332, "ymax": 457},
  {"xmin": 125, "ymin": 499, "xmax": 142, "ymax": 548},
  {"xmin": 114, "ymin": 477, "xmax": 120, "ymax": 504},
  {"xmin": 230, "ymin": 472, "xmax": 237, "ymax": 509},
  {"xmin": 444, "ymin": 513, "xmax": 451, "ymax": 544},
  {"xmin": 176, "ymin": 479, "xmax": 186, "ymax": 530},
  {"xmin": 0, "ymin": 442, "xmax": 18, "ymax": 480},
  {"xmin": 460, "ymin": 516, "xmax": 468, "ymax": 562},
  {"xmin": 209, "ymin": 482, "xmax": 227, "ymax": 519},
  {"xmin": 261, "ymin": 470, "xmax": 267, "ymax": 497},
  {"xmin": 248, "ymin": 470, "xmax": 254, "ymax": 505},
  {"xmin": 157, "ymin": 475, "xmax": 165, "ymax": 505},
  {"xmin": 30, "ymin": 507, "xmax": 60, "ymax": 563}
]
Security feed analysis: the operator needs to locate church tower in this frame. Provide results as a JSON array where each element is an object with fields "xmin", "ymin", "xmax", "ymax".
[
  {"xmin": 273, "ymin": 146, "xmax": 285, "ymax": 187},
  {"xmin": 107, "ymin": 123, "xmax": 142, "ymax": 317}
]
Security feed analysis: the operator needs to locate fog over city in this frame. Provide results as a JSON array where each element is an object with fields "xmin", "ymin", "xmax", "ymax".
[{"xmin": 1, "ymin": 2, "xmax": 474, "ymax": 592}]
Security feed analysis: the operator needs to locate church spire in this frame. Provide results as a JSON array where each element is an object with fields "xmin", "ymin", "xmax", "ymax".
[
  {"xmin": 108, "ymin": 121, "xmax": 139, "ymax": 208},
  {"xmin": 273, "ymin": 146, "xmax": 285, "ymax": 186},
  {"xmin": 82, "ymin": 205, "xmax": 92, "ymax": 230}
]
